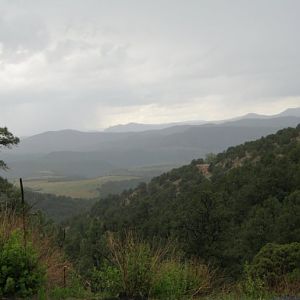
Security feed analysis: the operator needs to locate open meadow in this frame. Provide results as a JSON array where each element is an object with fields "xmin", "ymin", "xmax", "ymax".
[{"xmin": 21, "ymin": 175, "xmax": 141, "ymax": 198}]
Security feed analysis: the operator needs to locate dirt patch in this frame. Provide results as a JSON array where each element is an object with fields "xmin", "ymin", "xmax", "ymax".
[{"xmin": 196, "ymin": 164, "xmax": 210, "ymax": 177}]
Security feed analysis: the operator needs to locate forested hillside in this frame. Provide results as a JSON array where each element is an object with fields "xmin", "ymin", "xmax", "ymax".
[
  {"xmin": 24, "ymin": 190, "xmax": 96, "ymax": 222},
  {"xmin": 65, "ymin": 125, "xmax": 300, "ymax": 279}
]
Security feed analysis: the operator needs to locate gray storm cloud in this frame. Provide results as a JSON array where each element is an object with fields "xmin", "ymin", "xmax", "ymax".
[{"xmin": 0, "ymin": 0, "xmax": 299, "ymax": 135}]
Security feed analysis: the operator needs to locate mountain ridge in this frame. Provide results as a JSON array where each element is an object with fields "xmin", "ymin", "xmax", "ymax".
[
  {"xmin": 2, "ymin": 112, "xmax": 300, "ymax": 179},
  {"xmin": 104, "ymin": 107, "xmax": 300, "ymax": 133}
]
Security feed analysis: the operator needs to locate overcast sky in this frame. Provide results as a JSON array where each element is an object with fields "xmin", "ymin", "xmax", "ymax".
[{"xmin": 0, "ymin": 0, "xmax": 300, "ymax": 135}]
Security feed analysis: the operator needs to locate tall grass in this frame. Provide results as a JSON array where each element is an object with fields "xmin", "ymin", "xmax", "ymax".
[
  {"xmin": 152, "ymin": 259, "xmax": 215, "ymax": 299},
  {"xmin": 93, "ymin": 231, "xmax": 216, "ymax": 299},
  {"xmin": 106, "ymin": 231, "xmax": 170, "ymax": 298}
]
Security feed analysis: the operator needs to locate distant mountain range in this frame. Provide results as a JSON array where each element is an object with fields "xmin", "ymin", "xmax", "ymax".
[
  {"xmin": 2, "ymin": 107, "xmax": 300, "ymax": 179},
  {"xmin": 104, "ymin": 107, "xmax": 300, "ymax": 132}
]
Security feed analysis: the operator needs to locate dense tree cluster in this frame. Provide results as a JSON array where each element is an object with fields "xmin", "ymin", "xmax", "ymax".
[{"xmin": 65, "ymin": 125, "xmax": 300, "ymax": 278}]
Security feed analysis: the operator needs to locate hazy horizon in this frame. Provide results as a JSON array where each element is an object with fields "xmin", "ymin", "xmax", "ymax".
[
  {"xmin": 16, "ymin": 105, "xmax": 300, "ymax": 137},
  {"xmin": 1, "ymin": 0, "xmax": 300, "ymax": 136}
]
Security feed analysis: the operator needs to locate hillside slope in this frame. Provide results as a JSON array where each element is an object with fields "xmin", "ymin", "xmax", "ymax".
[{"xmin": 65, "ymin": 124, "xmax": 300, "ymax": 277}]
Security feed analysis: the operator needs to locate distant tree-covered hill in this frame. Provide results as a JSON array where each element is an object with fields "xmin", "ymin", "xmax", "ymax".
[
  {"xmin": 65, "ymin": 124, "xmax": 300, "ymax": 278},
  {"xmin": 3, "ymin": 115, "xmax": 300, "ymax": 179}
]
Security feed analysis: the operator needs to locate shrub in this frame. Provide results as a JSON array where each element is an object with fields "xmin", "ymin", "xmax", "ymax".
[
  {"xmin": 36, "ymin": 268, "xmax": 88, "ymax": 299},
  {"xmin": 0, "ymin": 230, "xmax": 46, "ymax": 298},
  {"xmin": 152, "ymin": 259, "xmax": 214, "ymax": 299},
  {"xmin": 106, "ymin": 232, "xmax": 163, "ymax": 298},
  {"xmin": 247, "ymin": 242, "xmax": 300, "ymax": 294},
  {"xmin": 100, "ymin": 232, "xmax": 215, "ymax": 299},
  {"xmin": 0, "ymin": 209, "xmax": 72, "ymax": 290},
  {"xmin": 90, "ymin": 262, "xmax": 122, "ymax": 295},
  {"xmin": 242, "ymin": 262, "xmax": 269, "ymax": 299}
]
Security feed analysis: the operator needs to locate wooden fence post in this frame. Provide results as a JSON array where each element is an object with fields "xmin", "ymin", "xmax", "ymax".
[{"xmin": 19, "ymin": 178, "xmax": 27, "ymax": 250}]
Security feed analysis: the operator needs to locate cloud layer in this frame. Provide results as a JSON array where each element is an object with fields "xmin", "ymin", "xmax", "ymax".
[{"xmin": 0, "ymin": 0, "xmax": 299, "ymax": 135}]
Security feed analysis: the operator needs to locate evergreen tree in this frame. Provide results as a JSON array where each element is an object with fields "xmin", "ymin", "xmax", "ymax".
[{"xmin": 0, "ymin": 127, "xmax": 19, "ymax": 169}]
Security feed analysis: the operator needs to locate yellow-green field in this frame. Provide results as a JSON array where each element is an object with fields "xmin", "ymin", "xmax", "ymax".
[{"xmin": 22, "ymin": 175, "xmax": 140, "ymax": 199}]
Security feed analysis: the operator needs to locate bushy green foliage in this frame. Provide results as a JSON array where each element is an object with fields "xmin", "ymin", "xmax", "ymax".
[
  {"xmin": 152, "ymin": 260, "xmax": 187, "ymax": 299},
  {"xmin": 0, "ymin": 230, "xmax": 45, "ymax": 298},
  {"xmin": 248, "ymin": 242, "xmax": 300, "ymax": 291},
  {"xmin": 106, "ymin": 233, "xmax": 158, "ymax": 298},
  {"xmin": 90, "ymin": 236, "xmax": 156, "ymax": 298},
  {"xmin": 49, "ymin": 286, "xmax": 87, "ymax": 300},
  {"xmin": 242, "ymin": 263, "xmax": 268, "ymax": 299},
  {"xmin": 90, "ymin": 262, "xmax": 122, "ymax": 295},
  {"xmin": 152, "ymin": 260, "xmax": 213, "ymax": 299},
  {"xmin": 48, "ymin": 280, "xmax": 88, "ymax": 300}
]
